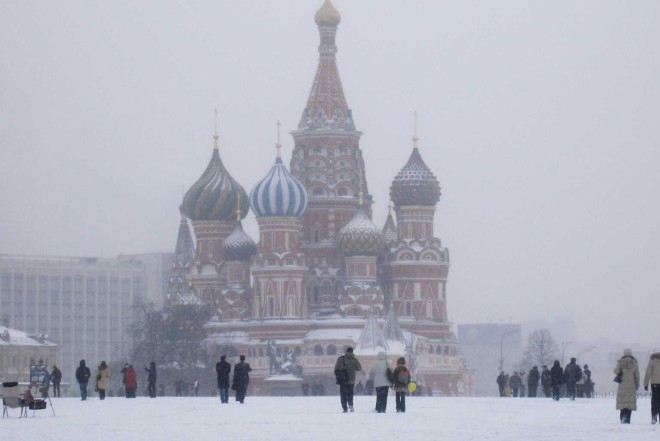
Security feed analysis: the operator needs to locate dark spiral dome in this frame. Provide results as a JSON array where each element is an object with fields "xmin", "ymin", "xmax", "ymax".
[
  {"xmin": 338, "ymin": 206, "xmax": 385, "ymax": 257},
  {"xmin": 389, "ymin": 147, "xmax": 441, "ymax": 207},
  {"xmin": 182, "ymin": 148, "xmax": 249, "ymax": 221},
  {"xmin": 221, "ymin": 221, "xmax": 257, "ymax": 262}
]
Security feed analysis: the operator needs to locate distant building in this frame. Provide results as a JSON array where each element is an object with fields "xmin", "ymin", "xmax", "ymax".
[
  {"xmin": 458, "ymin": 324, "xmax": 522, "ymax": 396},
  {"xmin": 0, "ymin": 253, "xmax": 172, "ymax": 383},
  {"xmin": 0, "ymin": 325, "xmax": 59, "ymax": 382}
]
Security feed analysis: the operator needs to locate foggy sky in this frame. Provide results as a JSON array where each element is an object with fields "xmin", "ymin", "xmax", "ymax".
[{"xmin": 1, "ymin": 1, "xmax": 659, "ymax": 347}]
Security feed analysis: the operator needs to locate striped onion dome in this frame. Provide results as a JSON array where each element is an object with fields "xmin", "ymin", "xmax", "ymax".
[
  {"xmin": 390, "ymin": 147, "xmax": 441, "ymax": 207},
  {"xmin": 221, "ymin": 221, "xmax": 257, "ymax": 262},
  {"xmin": 182, "ymin": 146, "xmax": 249, "ymax": 221},
  {"xmin": 250, "ymin": 153, "xmax": 308, "ymax": 218},
  {"xmin": 338, "ymin": 204, "xmax": 385, "ymax": 257}
]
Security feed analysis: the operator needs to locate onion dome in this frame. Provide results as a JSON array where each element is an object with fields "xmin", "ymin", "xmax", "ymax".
[
  {"xmin": 390, "ymin": 145, "xmax": 441, "ymax": 207},
  {"xmin": 382, "ymin": 204, "xmax": 398, "ymax": 244},
  {"xmin": 338, "ymin": 195, "xmax": 385, "ymax": 257},
  {"xmin": 250, "ymin": 124, "xmax": 308, "ymax": 218},
  {"xmin": 315, "ymin": 0, "xmax": 341, "ymax": 27},
  {"xmin": 181, "ymin": 129, "xmax": 249, "ymax": 221},
  {"xmin": 221, "ymin": 221, "xmax": 257, "ymax": 262}
]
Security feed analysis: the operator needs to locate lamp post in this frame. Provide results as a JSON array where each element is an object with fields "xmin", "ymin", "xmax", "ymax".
[
  {"xmin": 561, "ymin": 341, "xmax": 573, "ymax": 365},
  {"xmin": 499, "ymin": 330, "xmax": 517, "ymax": 372},
  {"xmin": 577, "ymin": 346, "xmax": 596, "ymax": 364}
]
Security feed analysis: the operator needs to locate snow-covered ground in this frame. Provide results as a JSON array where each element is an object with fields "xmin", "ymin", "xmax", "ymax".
[{"xmin": 2, "ymin": 395, "xmax": 657, "ymax": 441}]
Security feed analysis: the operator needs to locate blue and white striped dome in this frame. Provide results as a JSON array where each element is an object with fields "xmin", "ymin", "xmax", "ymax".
[{"xmin": 250, "ymin": 157, "xmax": 308, "ymax": 218}]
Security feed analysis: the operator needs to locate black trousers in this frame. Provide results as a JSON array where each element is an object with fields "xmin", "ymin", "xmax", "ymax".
[
  {"xmin": 395, "ymin": 391, "xmax": 406, "ymax": 412},
  {"xmin": 99, "ymin": 389, "xmax": 106, "ymax": 400},
  {"xmin": 528, "ymin": 385, "xmax": 538, "ymax": 397},
  {"xmin": 651, "ymin": 384, "xmax": 660, "ymax": 417},
  {"xmin": 620, "ymin": 408, "xmax": 632, "ymax": 423},
  {"xmin": 375, "ymin": 386, "xmax": 388, "ymax": 412},
  {"xmin": 148, "ymin": 382, "xmax": 156, "ymax": 398},
  {"xmin": 551, "ymin": 385, "xmax": 560, "ymax": 400},
  {"xmin": 52, "ymin": 382, "xmax": 60, "ymax": 397},
  {"xmin": 235, "ymin": 386, "xmax": 248, "ymax": 403},
  {"xmin": 340, "ymin": 384, "xmax": 354, "ymax": 411},
  {"xmin": 565, "ymin": 381, "xmax": 576, "ymax": 399}
]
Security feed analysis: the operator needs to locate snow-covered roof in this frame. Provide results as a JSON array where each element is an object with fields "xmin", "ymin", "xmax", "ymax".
[
  {"xmin": 0, "ymin": 326, "xmax": 57, "ymax": 346},
  {"xmin": 304, "ymin": 328, "xmax": 361, "ymax": 342}
]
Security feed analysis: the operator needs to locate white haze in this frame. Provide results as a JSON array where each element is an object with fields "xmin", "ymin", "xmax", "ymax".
[{"xmin": 1, "ymin": 1, "xmax": 659, "ymax": 347}]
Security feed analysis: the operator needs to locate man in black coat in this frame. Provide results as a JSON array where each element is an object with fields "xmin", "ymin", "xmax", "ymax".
[
  {"xmin": 550, "ymin": 360, "xmax": 564, "ymax": 401},
  {"xmin": 145, "ymin": 361, "xmax": 157, "ymax": 398},
  {"xmin": 232, "ymin": 355, "xmax": 252, "ymax": 404},
  {"xmin": 75, "ymin": 359, "xmax": 91, "ymax": 401},
  {"xmin": 216, "ymin": 355, "xmax": 231, "ymax": 403},
  {"xmin": 527, "ymin": 366, "xmax": 540, "ymax": 397},
  {"xmin": 563, "ymin": 357, "xmax": 582, "ymax": 401},
  {"xmin": 496, "ymin": 371, "xmax": 508, "ymax": 397},
  {"xmin": 51, "ymin": 365, "xmax": 62, "ymax": 397},
  {"xmin": 541, "ymin": 365, "xmax": 552, "ymax": 397}
]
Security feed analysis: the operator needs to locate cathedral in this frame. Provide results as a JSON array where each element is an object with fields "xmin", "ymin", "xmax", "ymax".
[{"xmin": 168, "ymin": 0, "xmax": 471, "ymax": 396}]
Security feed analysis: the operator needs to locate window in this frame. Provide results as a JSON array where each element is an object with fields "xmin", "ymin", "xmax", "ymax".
[
  {"xmin": 314, "ymin": 345, "xmax": 324, "ymax": 356},
  {"xmin": 327, "ymin": 345, "xmax": 337, "ymax": 356}
]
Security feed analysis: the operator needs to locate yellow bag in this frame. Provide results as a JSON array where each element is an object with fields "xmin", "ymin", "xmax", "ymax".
[{"xmin": 407, "ymin": 382, "xmax": 416, "ymax": 393}]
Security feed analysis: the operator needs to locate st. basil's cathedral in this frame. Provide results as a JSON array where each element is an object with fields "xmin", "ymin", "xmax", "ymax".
[{"xmin": 168, "ymin": 0, "xmax": 472, "ymax": 396}]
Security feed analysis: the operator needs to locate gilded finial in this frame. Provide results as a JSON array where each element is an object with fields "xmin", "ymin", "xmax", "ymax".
[
  {"xmin": 213, "ymin": 109, "xmax": 219, "ymax": 150},
  {"xmin": 236, "ymin": 192, "xmax": 242, "ymax": 221},
  {"xmin": 412, "ymin": 111, "xmax": 419, "ymax": 149},
  {"xmin": 276, "ymin": 120, "xmax": 282, "ymax": 158},
  {"xmin": 388, "ymin": 202, "xmax": 393, "ymax": 215}
]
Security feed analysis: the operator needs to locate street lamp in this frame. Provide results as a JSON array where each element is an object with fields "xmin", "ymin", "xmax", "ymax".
[
  {"xmin": 561, "ymin": 341, "xmax": 573, "ymax": 365},
  {"xmin": 499, "ymin": 330, "xmax": 517, "ymax": 372},
  {"xmin": 577, "ymin": 346, "xmax": 596, "ymax": 364}
]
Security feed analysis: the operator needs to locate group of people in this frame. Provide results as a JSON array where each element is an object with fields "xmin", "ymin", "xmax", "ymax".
[
  {"xmin": 73, "ymin": 359, "xmax": 158, "ymax": 400},
  {"xmin": 496, "ymin": 359, "xmax": 594, "ymax": 400},
  {"xmin": 614, "ymin": 349, "xmax": 660, "ymax": 425},
  {"xmin": 333, "ymin": 347, "xmax": 412, "ymax": 414},
  {"xmin": 215, "ymin": 354, "xmax": 252, "ymax": 404}
]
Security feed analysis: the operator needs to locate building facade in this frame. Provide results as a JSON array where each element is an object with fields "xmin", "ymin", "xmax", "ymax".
[
  {"xmin": 173, "ymin": 0, "xmax": 471, "ymax": 396},
  {"xmin": 0, "ymin": 253, "xmax": 171, "ymax": 384}
]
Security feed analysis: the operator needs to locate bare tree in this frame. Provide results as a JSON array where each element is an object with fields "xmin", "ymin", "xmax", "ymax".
[{"xmin": 522, "ymin": 329, "xmax": 559, "ymax": 369}]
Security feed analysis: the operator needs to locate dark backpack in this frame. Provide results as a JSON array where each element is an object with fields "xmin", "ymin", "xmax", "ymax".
[
  {"xmin": 334, "ymin": 356, "xmax": 349, "ymax": 385},
  {"xmin": 397, "ymin": 367, "xmax": 410, "ymax": 384}
]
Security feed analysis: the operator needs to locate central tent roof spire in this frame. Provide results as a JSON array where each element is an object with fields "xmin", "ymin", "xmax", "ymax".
[{"xmin": 297, "ymin": 0, "xmax": 354, "ymax": 131}]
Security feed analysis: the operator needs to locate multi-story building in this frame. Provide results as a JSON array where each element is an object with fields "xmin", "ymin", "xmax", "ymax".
[
  {"xmin": 172, "ymin": 0, "xmax": 471, "ymax": 396},
  {"xmin": 0, "ymin": 253, "xmax": 171, "ymax": 383},
  {"xmin": 0, "ymin": 325, "xmax": 59, "ymax": 384}
]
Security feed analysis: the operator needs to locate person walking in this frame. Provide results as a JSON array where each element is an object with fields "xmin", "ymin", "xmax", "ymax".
[
  {"xmin": 334, "ymin": 347, "xmax": 362, "ymax": 413},
  {"xmin": 232, "ymin": 355, "xmax": 252, "ymax": 404},
  {"xmin": 496, "ymin": 371, "xmax": 507, "ymax": 397},
  {"xmin": 564, "ymin": 357, "xmax": 582, "ymax": 400},
  {"xmin": 528, "ymin": 366, "xmax": 540, "ymax": 397},
  {"xmin": 145, "ymin": 361, "xmax": 157, "ymax": 398},
  {"xmin": 96, "ymin": 361, "xmax": 110, "ymax": 400},
  {"xmin": 643, "ymin": 351, "xmax": 660, "ymax": 424},
  {"xmin": 216, "ymin": 355, "xmax": 231, "ymax": 404},
  {"xmin": 370, "ymin": 351, "xmax": 392, "ymax": 413},
  {"xmin": 122, "ymin": 363, "xmax": 137, "ymax": 398},
  {"xmin": 392, "ymin": 357, "xmax": 411, "ymax": 413},
  {"xmin": 75, "ymin": 359, "xmax": 92, "ymax": 401},
  {"xmin": 541, "ymin": 365, "xmax": 552, "ymax": 398},
  {"xmin": 51, "ymin": 365, "xmax": 62, "ymax": 397},
  {"xmin": 550, "ymin": 360, "xmax": 563, "ymax": 401},
  {"xmin": 509, "ymin": 371, "xmax": 522, "ymax": 397},
  {"xmin": 583, "ymin": 365, "xmax": 594, "ymax": 398},
  {"xmin": 614, "ymin": 348, "xmax": 640, "ymax": 424}
]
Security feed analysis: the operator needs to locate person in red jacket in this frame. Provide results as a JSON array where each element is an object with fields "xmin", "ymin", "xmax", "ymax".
[{"xmin": 121, "ymin": 363, "xmax": 138, "ymax": 398}]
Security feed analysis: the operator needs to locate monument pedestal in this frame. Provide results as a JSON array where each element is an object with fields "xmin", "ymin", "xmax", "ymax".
[{"xmin": 261, "ymin": 375, "xmax": 303, "ymax": 397}]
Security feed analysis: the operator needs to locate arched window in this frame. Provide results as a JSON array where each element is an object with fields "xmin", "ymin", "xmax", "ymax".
[
  {"xmin": 327, "ymin": 344, "xmax": 337, "ymax": 356},
  {"xmin": 337, "ymin": 187, "xmax": 348, "ymax": 196},
  {"xmin": 314, "ymin": 345, "xmax": 324, "ymax": 356},
  {"xmin": 313, "ymin": 187, "xmax": 324, "ymax": 196}
]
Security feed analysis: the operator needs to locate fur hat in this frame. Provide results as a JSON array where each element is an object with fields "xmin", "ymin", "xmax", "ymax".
[
  {"xmin": 346, "ymin": 347, "xmax": 353, "ymax": 354},
  {"xmin": 623, "ymin": 348, "xmax": 633, "ymax": 356}
]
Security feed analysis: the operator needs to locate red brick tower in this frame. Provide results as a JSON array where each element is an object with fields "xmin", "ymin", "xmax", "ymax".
[{"xmin": 289, "ymin": 0, "xmax": 370, "ymax": 312}]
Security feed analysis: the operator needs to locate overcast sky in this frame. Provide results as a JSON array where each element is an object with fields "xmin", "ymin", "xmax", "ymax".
[{"xmin": 1, "ymin": 1, "xmax": 659, "ymax": 348}]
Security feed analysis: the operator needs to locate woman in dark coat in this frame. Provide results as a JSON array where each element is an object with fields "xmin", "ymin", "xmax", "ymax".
[
  {"xmin": 145, "ymin": 361, "xmax": 157, "ymax": 398},
  {"xmin": 392, "ymin": 357, "xmax": 411, "ymax": 413},
  {"xmin": 216, "ymin": 355, "xmax": 231, "ymax": 404},
  {"xmin": 232, "ymin": 355, "xmax": 252, "ymax": 404},
  {"xmin": 550, "ymin": 360, "xmax": 564, "ymax": 401}
]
